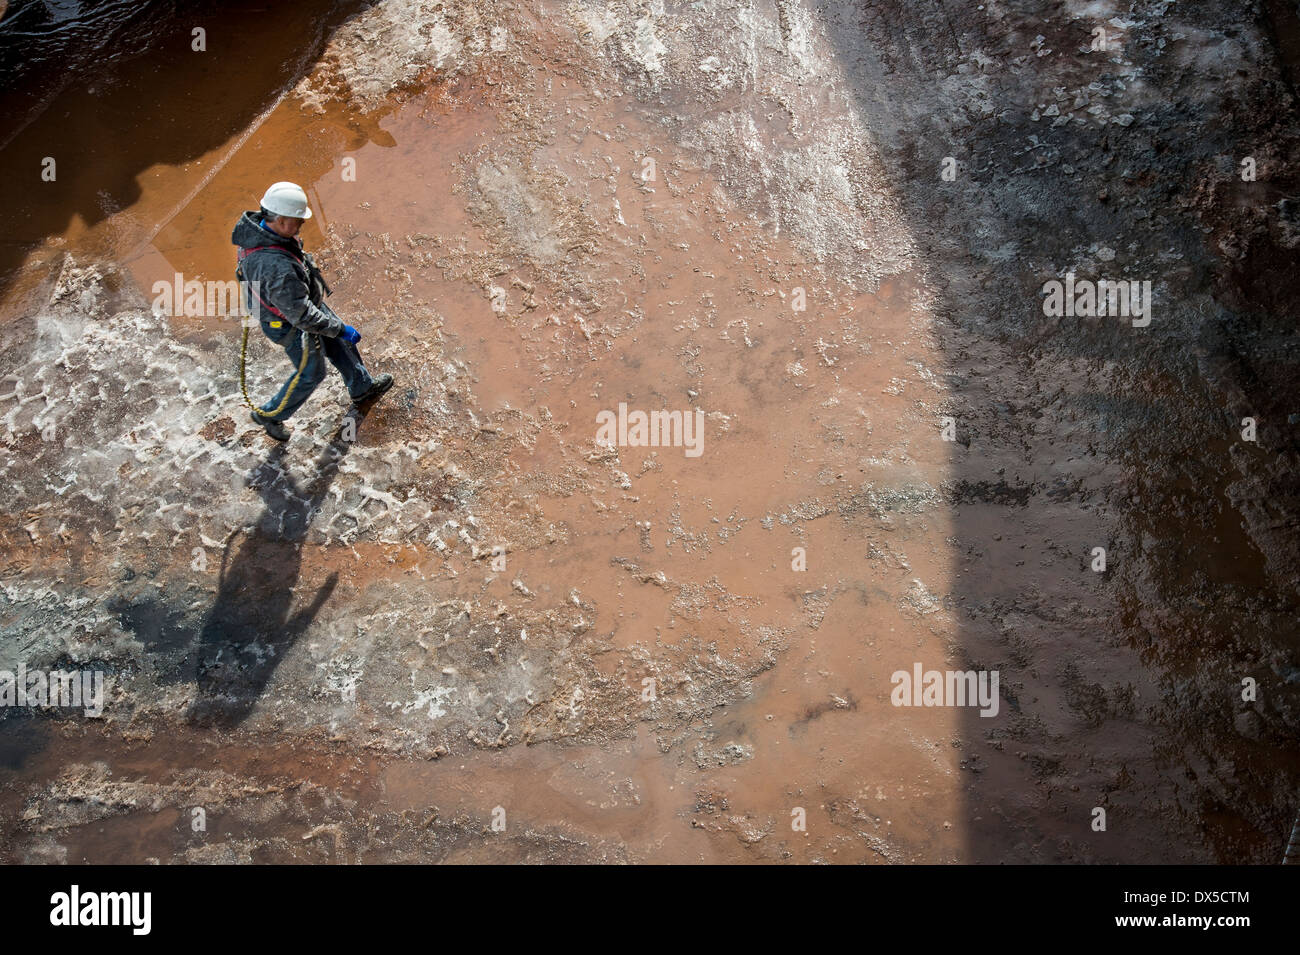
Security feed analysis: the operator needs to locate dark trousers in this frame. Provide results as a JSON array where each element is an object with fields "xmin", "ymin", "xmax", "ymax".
[{"xmin": 259, "ymin": 327, "xmax": 375, "ymax": 421}]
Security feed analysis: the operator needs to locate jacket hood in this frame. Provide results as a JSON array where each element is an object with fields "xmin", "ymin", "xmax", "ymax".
[{"xmin": 232, "ymin": 210, "xmax": 301, "ymax": 253}]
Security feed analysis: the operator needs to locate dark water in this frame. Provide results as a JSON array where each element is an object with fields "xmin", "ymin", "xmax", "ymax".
[{"xmin": 0, "ymin": 0, "xmax": 370, "ymax": 299}]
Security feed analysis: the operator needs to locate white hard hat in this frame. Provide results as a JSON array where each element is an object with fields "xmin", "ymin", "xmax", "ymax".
[{"xmin": 260, "ymin": 181, "xmax": 313, "ymax": 219}]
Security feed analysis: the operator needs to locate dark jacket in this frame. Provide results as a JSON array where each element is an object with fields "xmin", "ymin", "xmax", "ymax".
[{"xmin": 231, "ymin": 211, "xmax": 344, "ymax": 337}]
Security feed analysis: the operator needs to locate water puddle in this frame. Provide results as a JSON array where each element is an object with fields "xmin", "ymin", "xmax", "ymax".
[{"xmin": 2, "ymin": 0, "xmax": 1293, "ymax": 865}]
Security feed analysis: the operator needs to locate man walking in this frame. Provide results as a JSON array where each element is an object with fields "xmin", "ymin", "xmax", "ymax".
[{"xmin": 233, "ymin": 181, "xmax": 393, "ymax": 440}]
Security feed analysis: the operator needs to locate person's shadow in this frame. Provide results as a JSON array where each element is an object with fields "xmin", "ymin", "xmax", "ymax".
[{"xmin": 186, "ymin": 416, "xmax": 360, "ymax": 727}]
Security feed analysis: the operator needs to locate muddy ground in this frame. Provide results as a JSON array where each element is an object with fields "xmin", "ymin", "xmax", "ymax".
[{"xmin": 0, "ymin": 0, "xmax": 1296, "ymax": 863}]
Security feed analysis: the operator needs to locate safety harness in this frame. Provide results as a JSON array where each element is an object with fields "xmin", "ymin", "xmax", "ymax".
[{"xmin": 235, "ymin": 244, "xmax": 316, "ymax": 418}]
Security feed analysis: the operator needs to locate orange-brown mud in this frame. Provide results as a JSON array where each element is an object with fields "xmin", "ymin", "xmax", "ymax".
[{"xmin": 0, "ymin": 0, "xmax": 1297, "ymax": 863}]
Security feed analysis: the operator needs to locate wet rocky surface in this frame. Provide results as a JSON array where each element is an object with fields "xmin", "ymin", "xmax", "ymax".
[{"xmin": 0, "ymin": 0, "xmax": 1296, "ymax": 863}]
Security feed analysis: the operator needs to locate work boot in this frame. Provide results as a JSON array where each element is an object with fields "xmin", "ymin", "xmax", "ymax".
[
  {"xmin": 353, "ymin": 373, "xmax": 394, "ymax": 407},
  {"xmin": 250, "ymin": 409, "xmax": 290, "ymax": 441}
]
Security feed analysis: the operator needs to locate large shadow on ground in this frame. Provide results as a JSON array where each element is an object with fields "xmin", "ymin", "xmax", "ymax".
[
  {"xmin": 187, "ymin": 418, "xmax": 360, "ymax": 727},
  {"xmin": 812, "ymin": 0, "xmax": 1300, "ymax": 861}
]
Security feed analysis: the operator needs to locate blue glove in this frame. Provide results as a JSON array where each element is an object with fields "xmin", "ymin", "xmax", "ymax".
[{"xmin": 341, "ymin": 325, "xmax": 361, "ymax": 344}]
